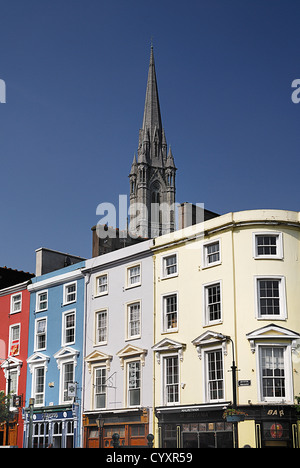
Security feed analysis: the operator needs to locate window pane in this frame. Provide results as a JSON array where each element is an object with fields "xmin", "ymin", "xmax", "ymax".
[
  {"xmin": 66, "ymin": 283, "xmax": 76, "ymax": 302},
  {"xmin": 63, "ymin": 363, "xmax": 74, "ymax": 402},
  {"xmin": 38, "ymin": 292, "xmax": 47, "ymax": 310},
  {"xmin": 95, "ymin": 368, "xmax": 106, "ymax": 408},
  {"xmin": 165, "ymin": 357, "xmax": 179, "ymax": 404},
  {"xmin": 35, "ymin": 367, "xmax": 45, "ymax": 404},
  {"xmin": 12, "ymin": 294, "xmax": 22, "ymax": 312},
  {"xmin": 97, "ymin": 311, "xmax": 107, "ymax": 343},
  {"xmin": 206, "ymin": 284, "xmax": 221, "ymax": 322},
  {"xmin": 207, "ymin": 350, "xmax": 224, "ymax": 401},
  {"xmin": 261, "ymin": 347, "xmax": 285, "ymax": 398},
  {"xmin": 165, "ymin": 295, "xmax": 177, "ymax": 329},
  {"xmin": 259, "ymin": 280, "xmax": 280, "ymax": 315},
  {"xmin": 128, "ymin": 303, "xmax": 140, "ymax": 337},
  {"xmin": 256, "ymin": 235, "xmax": 278, "ymax": 256},
  {"xmin": 128, "ymin": 362, "xmax": 140, "ymax": 406},
  {"xmin": 65, "ymin": 313, "xmax": 75, "ymax": 343},
  {"xmin": 206, "ymin": 242, "xmax": 220, "ymax": 264},
  {"xmin": 129, "ymin": 266, "xmax": 140, "ymax": 285},
  {"xmin": 97, "ymin": 275, "xmax": 107, "ymax": 294},
  {"xmin": 36, "ymin": 319, "xmax": 46, "ymax": 349},
  {"xmin": 164, "ymin": 255, "xmax": 177, "ymax": 276}
]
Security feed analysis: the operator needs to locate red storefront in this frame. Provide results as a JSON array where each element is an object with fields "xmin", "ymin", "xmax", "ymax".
[{"xmin": 0, "ymin": 269, "xmax": 34, "ymax": 447}]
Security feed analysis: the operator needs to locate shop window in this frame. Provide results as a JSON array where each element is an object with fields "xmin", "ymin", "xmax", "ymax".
[
  {"xmin": 131, "ymin": 425, "xmax": 145, "ymax": 437},
  {"xmin": 32, "ymin": 422, "xmax": 49, "ymax": 448},
  {"xmin": 66, "ymin": 421, "xmax": 74, "ymax": 449},
  {"xmin": 262, "ymin": 421, "xmax": 291, "ymax": 448},
  {"xmin": 53, "ymin": 422, "xmax": 62, "ymax": 448},
  {"xmin": 181, "ymin": 422, "xmax": 233, "ymax": 449}
]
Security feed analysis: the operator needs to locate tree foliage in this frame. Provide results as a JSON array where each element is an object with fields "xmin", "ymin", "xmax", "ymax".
[{"xmin": 0, "ymin": 391, "xmax": 10, "ymax": 424}]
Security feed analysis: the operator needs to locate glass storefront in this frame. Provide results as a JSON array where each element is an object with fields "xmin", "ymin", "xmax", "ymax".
[
  {"xmin": 156, "ymin": 406, "xmax": 234, "ymax": 449},
  {"xmin": 23, "ymin": 406, "xmax": 79, "ymax": 448}
]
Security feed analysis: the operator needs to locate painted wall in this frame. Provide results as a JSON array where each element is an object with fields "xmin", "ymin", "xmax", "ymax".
[
  {"xmin": 151, "ymin": 210, "xmax": 300, "ymax": 446},
  {"xmin": 25, "ymin": 261, "xmax": 85, "ymax": 447},
  {"xmin": 83, "ymin": 240, "xmax": 154, "ymax": 428},
  {"xmin": 0, "ymin": 283, "xmax": 31, "ymax": 447}
]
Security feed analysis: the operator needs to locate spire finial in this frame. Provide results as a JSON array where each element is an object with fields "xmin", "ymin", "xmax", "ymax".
[{"xmin": 142, "ymin": 41, "xmax": 162, "ymax": 132}]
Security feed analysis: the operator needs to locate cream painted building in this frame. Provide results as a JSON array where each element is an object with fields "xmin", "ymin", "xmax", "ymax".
[{"xmin": 151, "ymin": 210, "xmax": 300, "ymax": 448}]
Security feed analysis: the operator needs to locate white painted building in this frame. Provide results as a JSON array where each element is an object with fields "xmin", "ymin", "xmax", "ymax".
[{"xmin": 81, "ymin": 240, "xmax": 154, "ymax": 448}]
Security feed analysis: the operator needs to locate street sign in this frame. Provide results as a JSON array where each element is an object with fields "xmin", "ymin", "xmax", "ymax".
[{"xmin": 238, "ymin": 380, "xmax": 251, "ymax": 387}]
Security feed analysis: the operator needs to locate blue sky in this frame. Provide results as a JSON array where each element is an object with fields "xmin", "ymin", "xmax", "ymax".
[{"xmin": 1, "ymin": 0, "xmax": 300, "ymax": 273}]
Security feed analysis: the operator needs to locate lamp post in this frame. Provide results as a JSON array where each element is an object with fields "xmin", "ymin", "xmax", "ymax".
[
  {"xmin": 96, "ymin": 414, "xmax": 105, "ymax": 449},
  {"xmin": 215, "ymin": 333, "xmax": 238, "ymax": 448},
  {"xmin": 28, "ymin": 398, "xmax": 35, "ymax": 449},
  {"xmin": 5, "ymin": 361, "xmax": 11, "ymax": 446}
]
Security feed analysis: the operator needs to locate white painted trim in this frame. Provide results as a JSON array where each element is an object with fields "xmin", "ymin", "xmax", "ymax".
[{"xmin": 28, "ymin": 269, "xmax": 84, "ymax": 292}]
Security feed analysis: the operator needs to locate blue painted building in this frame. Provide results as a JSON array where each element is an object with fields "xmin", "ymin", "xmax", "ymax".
[{"xmin": 23, "ymin": 259, "xmax": 85, "ymax": 448}]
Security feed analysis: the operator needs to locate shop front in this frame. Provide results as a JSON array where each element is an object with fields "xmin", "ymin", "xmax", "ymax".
[
  {"xmin": 156, "ymin": 404, "xmax": 299, "ymax": 449},
  {"xmin": 249, "ymin": 405, "xmax": 299, "ymax": 449},
  {"xmin": 0, "ymin": 414, "xmax": 18, "ymax": 447},
  {"xmin": 155, "ymin": 404, "xmax": 234, "ymax": 449},
  {"xmin": 83, "ymin": 408, "xmax": 150, "ymax": 448},
  {"xmin": 23, "ymin": 404, "xmax": 80, "ymax": 448}
]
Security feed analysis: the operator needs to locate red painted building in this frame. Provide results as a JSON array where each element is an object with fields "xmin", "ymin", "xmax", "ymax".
[{"xmin": 0, "ymin": 267, "xmax": 34, "ymax": 447}]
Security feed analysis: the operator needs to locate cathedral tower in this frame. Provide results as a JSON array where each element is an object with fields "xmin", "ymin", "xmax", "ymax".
[{"xmin": 129, "ymin": 46, "xmax": 176, "ymax": 238}]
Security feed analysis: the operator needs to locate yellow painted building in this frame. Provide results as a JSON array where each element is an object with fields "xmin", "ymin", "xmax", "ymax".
[{"xmin": 151, "ymin": 210, "xmax": 300, "ymax": 448}]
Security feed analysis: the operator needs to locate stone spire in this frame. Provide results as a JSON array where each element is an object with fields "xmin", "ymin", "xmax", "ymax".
[
  {"xmin": 142, "ymin": 46, "xmax": 163, "ymax": 136},
  {"xmin": 129, "ymin": 46, "xmax": 176, "ymax": 238}
]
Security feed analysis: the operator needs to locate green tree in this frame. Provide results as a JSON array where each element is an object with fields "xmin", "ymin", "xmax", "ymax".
[{"xmin": 0, "ymin": 391, "xmax": 10, "ymax": 424}]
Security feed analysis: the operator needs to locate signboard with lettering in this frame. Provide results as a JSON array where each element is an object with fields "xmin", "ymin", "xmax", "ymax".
[{"xmin": 238, "ymin": 380, "xmax": 251, "ymax": 387}]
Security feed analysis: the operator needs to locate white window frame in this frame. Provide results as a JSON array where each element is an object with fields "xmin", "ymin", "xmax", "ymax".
[
  {"xmin": 9, "ymin": 323, "xmax": 20, "ymax": 356},
  {"xmin": 162, "ymin": 354, "xmax": 180, "ymax": 406},
  {"xmin": 126, "ymin": 301, "xmax": 141, "ymax": 340},
  {"xmin": 126, "ymin": 359, "xmax": 142, "ymax": 407},
  {"xmin": 94, "ymin": 366, "xmax": 107, "ymax": 409},
  {"xmin": 63, "ymin": 281, "xmax": 77, "ymax": 305},
  {"xmin": 162, "ymin": 253, "xmax": 178, "ymax": 279},
  {"xmin": 61, "ymin": 361, "xmax": 75, "ymax": 404},
  {"xmin": 162, "ymin": 293, "xmax": 178, "ymax": 333},
  {"xmin": 34, "ymin": 317, "xmax": 47, "ymax": 351},
  {"xmin": 8, "ymin": 369, "xmax": 18, "ymax": 401},
  {"xmin": 33, "ymin": 366, "xmax": 46, "ymax": 407},
  {"xmin": 95, "ymin": 273, "xmax": 108, "ymax": 296},
  {"xmin": 202, "ymin": 239, "xmax": 221, "ymax": 268},
  {"xmin": 10, "ymin": 293, "xmax": 22, "ymax": 314},
  {"xmin": 203, "ymin": 347, "xmax": 225, "ymax": 403},
  {"xmin": 253, "ymin": 232, "xmax": 283, "ymax": 259},
  {"xmin": 203, "ymin": 281, "xmax": 222, "ymax": 325},
  {"xmin": 126, "ymin": 264, "xmax": 141, "ymax": 288},
  {"xmin": 95, "ymin": 309, "xmax": 108, "ymax": 345},
  {"xmin": 255, "ymin": 276, "xmax": 287, "ymax": 320},
  {"xmin": 256, "ymin": 343, "xmax": 293, "ymax": 403},
  {"xmin": 62, "ymin": 310, "xmax": 76, "ymax": 346},
  {"xmin": 36, "ymin": 290, "xmax": 48, "ymax": 312}
]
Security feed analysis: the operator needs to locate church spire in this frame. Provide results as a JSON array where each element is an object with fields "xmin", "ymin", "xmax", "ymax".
[
  {"xmin": 142, "ymin": 46, "xmax": 163, "ymax": 136},
  {"xmin": 129, "ymin": 46, "xmax": 176, "ymax": 239}
]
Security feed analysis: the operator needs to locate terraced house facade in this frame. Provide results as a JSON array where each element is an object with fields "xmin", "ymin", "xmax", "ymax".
[
  {"xmin": 82, "ymin": 240, "xmax": 154, "ymax": 448},
  {"xmin": 24, "ymin": 257, "xmax": 85, "ymax": 448},
  {"xmin": 151, "ymin": 210, "xmax": 300, "ymax": 449}
]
